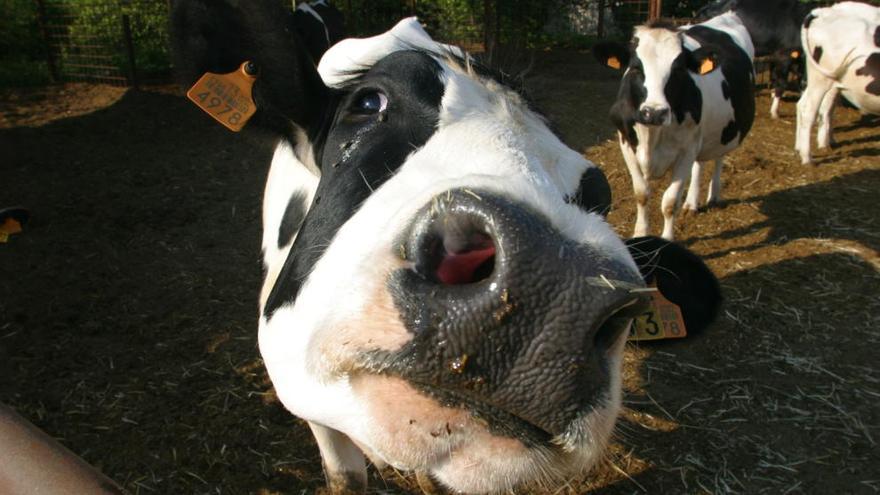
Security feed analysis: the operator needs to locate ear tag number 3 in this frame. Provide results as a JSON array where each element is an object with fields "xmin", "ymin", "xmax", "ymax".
[
  {"xmin": 628, "ymin": 285, "xmax": 688, "ymax": 341},
  {"xmin": 187, "ymin": 61, "xmax": 257, "ymax": 132}
]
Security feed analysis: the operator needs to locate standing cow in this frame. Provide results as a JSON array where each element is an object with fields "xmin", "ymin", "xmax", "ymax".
[
  {"xmin": 696, "ymin": 0, "xmax": 812, "ymax": 119},
  {"xmin": 594, "ymin": 14, "xmax": 756, "ymax": 240},
  {"xmin": 795, "ymin": 1, "xmax": 880, "ymax": 165},
  {"xmin": 172, "ymin": 1, "xmax": 722, "ymax": 493}
]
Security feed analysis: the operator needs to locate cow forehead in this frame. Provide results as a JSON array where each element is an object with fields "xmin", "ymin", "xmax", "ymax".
[
  {"xmin": 634, "ymin": 26, "xmax": 683, "ymax": 62},
  {"xmin": 318, "ymin": 17, "xmax": 462, "ymax": 87}
]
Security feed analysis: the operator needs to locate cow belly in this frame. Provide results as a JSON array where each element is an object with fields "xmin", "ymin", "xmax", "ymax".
[{"xmin": 839, "ymin": 73, "xmax": 880, "ymax": 115}]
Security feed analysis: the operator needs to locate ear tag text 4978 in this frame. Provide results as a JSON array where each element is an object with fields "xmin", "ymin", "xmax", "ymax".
[
  {"xmin": 628, "ymin": 285, "xmax": 688, "ymax": 341},
  {"xmin": 187, "ymin": 61, "xmax": 257, "ymax": 132}
]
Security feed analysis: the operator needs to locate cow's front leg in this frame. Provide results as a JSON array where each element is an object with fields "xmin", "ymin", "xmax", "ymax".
[
  {"xmin": 620, "ymin": 136, "xmax": 650, "ymax": 237},
  {"xmin": 309, "ymin": 422, "xmax": 367, "ymax": 494},
  {"xmin": 660, "ymin": 154, "xmax": 695, "ymax": 241},
  {"xmin": 706, "ymin": 157, "xmax": 723, "ymax": 207},
  {"xmin": 682, "ymin": 160, "xmax": 702, "ymax": 213}
]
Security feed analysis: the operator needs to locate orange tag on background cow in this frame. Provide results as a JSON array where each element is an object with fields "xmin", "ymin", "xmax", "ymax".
[
  {"xmin": 628, "ymin": 286, "xmax": 687, "ymax": 341},
  {"xmin": 791, "ymin": 50, "xmax": 800, "ymax": 59},
  {"xmin": 607, "ymin": 56, "xmax": 621, "ymax": 70},
  {"xmin": 187, "ymin": 61, "xmax": 257, "ymax": 132},
  {"xmin": 698, "ymin": 58, "xmax": 715, "ymax": 75}
]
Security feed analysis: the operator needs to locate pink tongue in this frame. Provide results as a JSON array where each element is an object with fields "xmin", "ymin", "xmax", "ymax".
[{"xmin": 436, "ymin": 245, "xmax": 496, "ymax": 285}]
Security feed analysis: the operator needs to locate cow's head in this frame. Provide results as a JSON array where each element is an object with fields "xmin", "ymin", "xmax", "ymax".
[
  {"xmin": 173, "ymin": 2, "xmax": 720, "ymax": 492},
  {"xmin": 594, "ymin": 21, "xmax": 718, "ymax": 127}
]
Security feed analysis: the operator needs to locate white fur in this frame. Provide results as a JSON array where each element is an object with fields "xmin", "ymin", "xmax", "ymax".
[
  {"xmin": 795, "ymin": 2, "xmax": 880, "ymax": 164},
  {"xmin": 621, "ymin": 14, "xmax": 753, "ymax": 240},
  {"xmin": 259, "ymin": 18, "xmax": 640, "ymax": 494}
]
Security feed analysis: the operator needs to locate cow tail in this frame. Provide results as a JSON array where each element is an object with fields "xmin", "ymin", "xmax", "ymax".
[{"xmin": 801, "ymin": 15, "xmax": 855, "ymax": 82}]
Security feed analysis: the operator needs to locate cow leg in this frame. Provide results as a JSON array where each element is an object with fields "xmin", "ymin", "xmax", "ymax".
[
  {"xmin": 660, "ymin": 156, "xmax": 694, "ymax": 241},
  {"xmin": 795, "ymin": 77, "xmax": 833, "ymax": 165},
  {"xmin": 816, "ymin": 86, "xmax": 839, "ymax": 150},
  {"xmin": 706, "ymin": 158, "xmax": 723, "ymax": 206},
  {"xmin": 682, "ymin": 160, "xmax": 701, "ymax": 213},
  {"xmin": 770, "ymin": 54, "xmax": 791, "ymax": 119},
  {"xmin": 309, "ymin": 422, "xmax": 367, "ymax": 494},
  {"xmin": 619, "ymin": 136, "xmax": 650, "ymax": 237}
]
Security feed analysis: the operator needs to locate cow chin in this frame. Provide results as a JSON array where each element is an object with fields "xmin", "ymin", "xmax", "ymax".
[{"xmin": 346, "ymin": 330, "xmax": 627, "ymax": 494}]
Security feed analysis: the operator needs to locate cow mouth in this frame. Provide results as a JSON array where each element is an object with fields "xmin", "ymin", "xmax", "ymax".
[{"xmin": 354, "ymin": 312, "xmax": 636, "ymax": 447}]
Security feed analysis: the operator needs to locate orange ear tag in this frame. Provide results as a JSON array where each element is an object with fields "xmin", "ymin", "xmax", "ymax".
[
  {"xmin": 628, "ymin": 285, "xmax": 688, "ymax": 341},
  {"xmin": 790, "ymin": 50, "xmax": 800, "ymax": 59},
  {"xmin": 700, "ymin": 58, "xmax": 715, "ymax": 76},
  {"xmin": 607, "ymin": 56, "xmax": 621, "ymax": 70},
  {"xmin": 187, "ymin": 61, "xmax": 258, "ymax": 132},
  {"xmin": 699, "ymin": 58, "xmax": 715, "ymax": 75}
]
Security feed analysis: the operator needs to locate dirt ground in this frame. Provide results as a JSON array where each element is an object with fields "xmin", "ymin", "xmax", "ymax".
[{"xmin": 1, "ymin": 49, "xmax": 878, "ymax": 494}]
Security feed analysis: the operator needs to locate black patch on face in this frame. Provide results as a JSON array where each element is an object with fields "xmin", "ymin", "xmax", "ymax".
[
  {"xmin": 855, "ymin": 53, "xmax": 880, "ymax": 96},
  {"xmin": 721, "ymin": 80, "xmax": 731, "ymax": 100},
  {"xmin": 665, "ymin": 50, "xmax": 703, "ymax": 125},
  {"xmin": 609, "ymin": 57, "xmax": 646, "ymax": 150},
  {"xmin": 813, "ymin": 46, "xmax": 823, "ymax": 64},
  {"xmin": 720, "ymin": 119, "xmax": 739, "ymax": 145},
  {"xmin": 278, "ymin": 190, "xmax": 309, "ymax": 249},
  {"xmin": 686, "ymin": 25, "xmax": 755, "ymax": 144},
  {"xmin": 566, "ymin": 166, "xmax": 613, "ymax": 217},
  {"xmin": 263, "ymin": 51, "xmax": 445, "ymax": 317},
  {"xmin": 875, "ymin": 26, "xmax": 880, "ymax": 47}
]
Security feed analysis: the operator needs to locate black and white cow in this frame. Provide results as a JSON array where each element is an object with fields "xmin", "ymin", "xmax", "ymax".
[
  {"xmin": 696, "ymin": 0, "xmax": 812, "ymax": 119},
  {"xmin": 594, "ymin": 15, "xmax": 756, "ymax": 240},
  {"xmin": 292, "ymin": 0, "xmax": 345, "ymax": 63},
  {"xmin": 172, "ymin": 1, "xmax": 721, "ymax": 493},
  {"xmin": 795, "ymin": 1, "xmax": 880, "ymax": 165}
]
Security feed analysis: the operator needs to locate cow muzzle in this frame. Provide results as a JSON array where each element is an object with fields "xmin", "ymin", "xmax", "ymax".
[
  {"xmin": 376, "ymin": 189, "xmax": 648, "ymax": 442},
  {"xmin": 637, "ymin": 105, "xmax": 671, "ymax": 126}
]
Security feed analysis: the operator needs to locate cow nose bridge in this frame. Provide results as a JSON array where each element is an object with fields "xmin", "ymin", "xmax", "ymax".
[{"xmin": 388, "ymin": 189, "xmax": 648, "ymax": 438}]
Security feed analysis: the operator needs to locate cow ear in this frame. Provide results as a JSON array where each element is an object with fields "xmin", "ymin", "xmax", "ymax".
[
  {"xmin": 625, "ymin": 236, "xmax": 722, "ymax": 335},
  {"xmin": 689, "ymin": 48, "xmax": 718, "ymax": 75},
  {"xmin": 170, "ymin": 0, "xmax": 330, "ymax": 137},
  {"xmin": 592, "ymin": 42, "xmax": 629, "ymax": 70}
]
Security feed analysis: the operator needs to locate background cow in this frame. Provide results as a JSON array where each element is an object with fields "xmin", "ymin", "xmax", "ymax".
[
  {"xmin": 594, "ymin": 14, "xmax": 756, "ymax": 240},
  {"xmin": 796, "ymin": 1, "xmax": 880, "ymax": 165},
  {"xmin": 292, "ymin": 0, "xmax": 345, "ymax": 63},
  {"xmin": 171, "ymin": 0, "xmax": 721, "ymax": 492},
  {"xmin": 696, "ymin": 0, "xmax": 812, "ymax": 119}
]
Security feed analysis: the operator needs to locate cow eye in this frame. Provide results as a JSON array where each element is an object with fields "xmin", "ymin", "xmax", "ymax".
[{"xmin": 353, "ymin": 91, "xmax": 388, "ymax": 114}]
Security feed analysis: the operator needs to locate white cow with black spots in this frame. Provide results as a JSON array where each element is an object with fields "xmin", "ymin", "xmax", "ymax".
[
  {"xmin": 172, "ymin": 1, "xmax": 722, "ymax": 493},
  {"xmin": 795, "ymin": 1, "xmax": 880, "ymax": 165},
  {"xmin": 594, "ymin": 14, "xmax": 756, "ymax": 240}
]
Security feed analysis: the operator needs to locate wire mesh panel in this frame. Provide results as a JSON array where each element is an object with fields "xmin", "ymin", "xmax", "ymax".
[{"xmin": 36, "ymin": 0, "xmax": 170, "ymax": 86}]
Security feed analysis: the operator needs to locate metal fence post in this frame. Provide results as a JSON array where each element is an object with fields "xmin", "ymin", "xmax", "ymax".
[
  {"xmin": 597, "ymin": 0, "xmax": 605, "ymax": 39},
  {"xmin": 121, "ymin": 13, "xmax": 138, "ymax": 89}
]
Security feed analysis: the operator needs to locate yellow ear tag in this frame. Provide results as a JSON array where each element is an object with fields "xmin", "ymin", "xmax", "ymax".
[
  {"xmin": 187, "ymin": 61, "xmax": 258, "ymax": 132},
  {"xmin": 628, "ymin": 285, "xmax": 688, "ymax": 341},
  {"xmin": 790, "ymin": 50, "xmax": 800, "ymax": 59},
  {"xmin": 607, "ymin": 56, "xmax": 621, "ymax": 70},
  {"xmin": 698, "ymin": 58, "xmax": 715, "ymax": 75}
]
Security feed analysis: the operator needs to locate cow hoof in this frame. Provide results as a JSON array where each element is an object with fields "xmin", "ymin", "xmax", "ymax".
[{"xmin": 681, "ymin": 203, "xmax": 699, "ymax": 216}]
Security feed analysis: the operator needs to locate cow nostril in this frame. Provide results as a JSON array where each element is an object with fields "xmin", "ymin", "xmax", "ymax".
[
  {"xmin": 432, "ymin": 232, "xmax": 496, "ymax": 285},
  {"xmin": 410, "ymin": 209, "xmax": 498, "ymax": 286}
]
